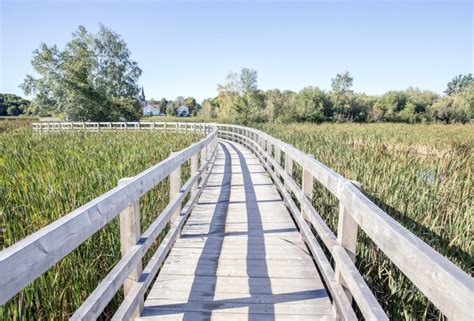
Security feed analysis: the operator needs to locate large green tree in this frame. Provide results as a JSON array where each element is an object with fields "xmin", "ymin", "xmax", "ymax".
[
  {"xmin": 295, "ymin": 87, "xmax": 332, "ymax": 122},
  {"xmin": 21, "ymin": 24, "xmax": 142, "ymax": 121},
  {"xmin": 330, "ymin": 71, "xmax": 358, "ymax": 121},
  {"xmin": 216, "ymin": 68, "xmax": 265, "ymax": 124}
]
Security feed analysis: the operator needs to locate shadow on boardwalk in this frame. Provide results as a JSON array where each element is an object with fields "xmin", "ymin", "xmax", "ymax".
[{"xmin": 142, "ymin": 141, "xmax": 329, "ymax": 320}]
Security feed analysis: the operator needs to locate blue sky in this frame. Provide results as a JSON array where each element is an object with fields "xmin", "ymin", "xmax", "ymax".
[{"xmin": 1, "ymin": 0, "xmax": 472, "ymax": 102}]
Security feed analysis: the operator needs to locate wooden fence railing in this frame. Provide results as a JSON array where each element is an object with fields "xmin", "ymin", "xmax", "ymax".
[
  {"xmin": 217, "ymin": 124, "xmax": 474, "ymax": 321},
  {"xmin": 0, "ymin": 122, "xmax": 218, "ymax": 319},
  {"xmin": 31, "ymin": 121, "xmax": 211, "ymax": 133},
  {"xmin": 1, "ymin": 121, "xmax": 472, "ymax": 320}
]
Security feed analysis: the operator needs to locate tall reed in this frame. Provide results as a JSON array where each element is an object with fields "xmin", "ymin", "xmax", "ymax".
[{"xmin": 0, "ymin": 129, "xmax": 202, "ymax": 320}]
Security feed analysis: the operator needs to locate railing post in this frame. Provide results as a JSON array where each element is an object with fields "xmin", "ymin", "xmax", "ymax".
[
  {"xmin": 169, "ymin": 152, "xmax": 182, "ymax": 223},
  {"xmin": 301, "ymin": 168, "xmax": 313, "ymax": 223},
  {"xmin": 207, "ymin": 141, "xmax": 212, "ymax": 161},
  {"xmin": 284, "ymin": 152, "xmax": 293, "ymax": 192},
  {"xmin": 200, "ymin": 145, "xmax": 207, "ymax": 177},
  {"xmin": 191, "ymin": 153, "xmax": 199, "ymax": 192},
  {"xmin": 335, "ymin": 181, "xmax": 361, "ymax": 301},
  {"xmin": 117, "ymin": 177, "xmax": 143, "ymax": 318},
  {"xmin": 275, "ymin": 146, "xmax": 281, "ymax": 179}
]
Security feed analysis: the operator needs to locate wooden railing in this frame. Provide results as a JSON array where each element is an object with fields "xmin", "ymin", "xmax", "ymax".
[
  {"xmin": 31, "ymin": 121, "xmax": 211, "ymax": 132},
  {"xmin": 217, "ymin": 124, "xmax": 474, "ymax": 321},
  {"xmin": 0, "ymin": 122, "xmax": 218, "ymax": 319},
  {"xmin": 1, "ymin": 121, "xmax": 472, "ymax": 320}
]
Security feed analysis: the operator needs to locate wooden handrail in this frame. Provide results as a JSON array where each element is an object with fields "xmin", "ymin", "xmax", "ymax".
[
  {"xmin": 71, "ymin": 143, "xmax": 219, "ymax": 319},
  {"xmin": 0, "ymin": 123, "xmax": 218, "ymax": 308}
]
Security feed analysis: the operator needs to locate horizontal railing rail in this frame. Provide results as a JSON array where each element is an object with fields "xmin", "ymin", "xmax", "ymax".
[
  {"xmin": 31, "ymin": 121, "xmax": 213, "ymax": 133},
  {"xmin": 2, "ymin": 121, "xmax": 472, "ymax": 320},
  {"xmin": 1, "ymin": 122, "xmax": 218, "ymax": 319}
]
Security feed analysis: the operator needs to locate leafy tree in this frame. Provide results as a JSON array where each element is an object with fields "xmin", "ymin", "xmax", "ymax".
[
  {"xmin": 240, "ymin": 68, "xmax": 258, "ymax": 93},
  {"xmin": 398, "ymin": 102, "xmax": 418, "ymax": 123},
  {"xmin": 175, "ymin": 96, "xmax": 185, "ymax": 107},
  {"xmin": 159, "ymin": 98, "xmax": 168, "ymax": 114},
  {"xmin": 350, "ymin": 93, "xmax": 374, "ymax": 122},
  {"xmin": 166, "ymin": 101, "xmax": 177, "ymax": 116},
  {"xmin": 265, "ymin": 89, "xmax": 284, "ymax": 121},
  {"xmin": 330, "ymin": 72, "xmax": 356, "ymax": 121},
  {"xmin": 429, "ymin": 97, "xmax": 455, "ymax": 123},
  {"xmin": 199, "ymin": 98, "xmax": 218, "ymax": 118},
  {"xmin": 404, "ymin": 88, "xmax": 438, "ymax": 114},
  {"xmin": 21, "ymin": 24, "xmax": 142, "ymax": 121},
  {"xmin": 294, "ymin": 87, "xmax": 332, "ymax": 122},
  {"xmin": 372, "ymin": 91, "xmax": 407, "ymax": 121},
  {"xmin": 446, "ymin": 84, "xmax": 474, "ymax": 123},
  {"xmin": 331, "ymin": 71, "xmax": 353, "ymax": 94},
  {"xmin": 216, "ymin": 68, "xmax": 264, "ymax": 124},
  {"xmin": 183, "ymin": 97, "xmax": 198, "ymax": 115},
  {"xmin": 445, "ymin": 74, "xmax": 474, "ymax": 96},
  {"xmin": 0, "ymin": 94, "xmax": 31, "ymax": 116}
]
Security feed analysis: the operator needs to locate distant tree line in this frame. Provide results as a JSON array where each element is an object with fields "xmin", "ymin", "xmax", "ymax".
[
  {"xmin": 0, "ymin": 94, "xmax": 31, "ymax": 116},
  {"xmin": 15, "ymin": 24, "xmax": 473, "ymax": 124},
  {"xmin": 147, "ymin": 96, "xmax": 201, "ymax": 116},
  {"xmin": 199, "ymin": 70, "xmax": 474, "ymax": 124}
]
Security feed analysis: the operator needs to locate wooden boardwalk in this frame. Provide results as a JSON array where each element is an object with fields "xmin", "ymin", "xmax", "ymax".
[
  {"xmin": 140, "ymin": 141, "xmax": 334, "ymax": 320},
  {"xmin": 5, "ymin": 122, "xmax": 470, "ymax": 320}
]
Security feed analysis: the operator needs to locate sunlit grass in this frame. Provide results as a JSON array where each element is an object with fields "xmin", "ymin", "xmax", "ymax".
[{"xmin": 0, "ymin": 129, "xmax": 202, "ymax": 320}]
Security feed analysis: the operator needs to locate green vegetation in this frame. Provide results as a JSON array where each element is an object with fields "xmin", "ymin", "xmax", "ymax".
[
  {"xmin": 21, "ymin": 24, "xmax": 142, "ymax": 121},
  {"xmin": 0, "ymin": 94, "xmax": 31, "ymax": 116},
  {"xmin": 147, "ymin": 96, "xmax": 200, "ymax": 116},
  {"xmin": 199, "ymin": 69, "xmax": 474, "ymax": 124},
  {"xmin": 0, "ymin": 129, "xmax": 202, "ymax": 319},
  {"xmin": 257, "ymin": 123, "xmax": 473, "ymax": 320}
]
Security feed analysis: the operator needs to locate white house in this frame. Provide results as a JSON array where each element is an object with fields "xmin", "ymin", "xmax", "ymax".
[
  {"xmin": 143, "ymin": 103, "xmax": 161, "ymax": 116},
  {"xmin": 176, "ymin": 105, "xmax": 189, "ymax": 117}
]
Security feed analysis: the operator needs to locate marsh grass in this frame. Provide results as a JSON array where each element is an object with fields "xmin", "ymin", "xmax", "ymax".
[{"xmin": 0, "ymin": 129, "xmax": 202, "ymax": 320}]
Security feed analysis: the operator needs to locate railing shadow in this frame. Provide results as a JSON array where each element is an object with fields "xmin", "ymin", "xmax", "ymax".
[
  {"xmin": 182, "ymin": 142, "xmax": 233, "ymax": 321},
  {"xmin": 143, "ymin": 140, "xmax": 329, "ymax": 319},
  {"xmin": 227, "ymin": 141, "xmax": 276, "ymax": 321}
]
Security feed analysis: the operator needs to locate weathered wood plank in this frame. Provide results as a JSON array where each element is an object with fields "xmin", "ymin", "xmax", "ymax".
[
  {"xmin": 118, "ymin": 177, "xmax": 143, "ymax": 318},
  {"xmin": 141, "ymin": 300, "xmax": 333, "ymax": 316}
]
